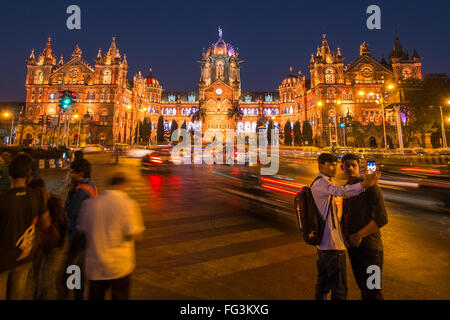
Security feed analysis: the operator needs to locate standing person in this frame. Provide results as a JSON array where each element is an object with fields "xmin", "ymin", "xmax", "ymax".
[
  {"xmin": 341, "ymin": 154, "xmax": 388, "ymax": 300},
  {"xmin": 78, "ymin": 173, "xmax": 145, "ymax": 300},
  {"xmin": 28, "ymin": 178, "xmax": 68, "ymax": 300},
  {"xmin": 311, "ymin": 153, "xmax": 380, "ymax": 300},
  {"xmin": 0, "ymin": 154, "xmax": 50, "ymax": 300},
  {"xmin": 64, "ymin": 158, "xmax": 98, "ymax": 300},
  {"xmin": 0, "ymin": 150, "xmax": 12, "ymax": 193}
]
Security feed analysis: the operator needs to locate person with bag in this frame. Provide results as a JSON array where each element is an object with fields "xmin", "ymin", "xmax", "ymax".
[
  {"xmin": 0, "ymin": 154, "xmax": 50, "ymax": 300},
  {"xmin": 64, "ymin": 158, "xmax": 98, "ymax": 300},
  {"xmin": 304, "ymin": 153, "xmax": 380, "ymax": 300},
  {"xmin": 28, "ymin": 178, "xmax": 69, "ymax": 300}
]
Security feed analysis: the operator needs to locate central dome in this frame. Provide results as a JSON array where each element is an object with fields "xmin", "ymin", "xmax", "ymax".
[
  {"xmin": 206, "ymin": 27, "xmax": 235, "ymax": 57},
  {"xmin": 213, "ymin": 39, "xmax": 228, "ymax": 56}
]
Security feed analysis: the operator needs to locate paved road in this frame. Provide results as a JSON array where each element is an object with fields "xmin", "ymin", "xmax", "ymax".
[{"xmin": 40, "ymin": 154, "xmax": 450, "ymax": 299}]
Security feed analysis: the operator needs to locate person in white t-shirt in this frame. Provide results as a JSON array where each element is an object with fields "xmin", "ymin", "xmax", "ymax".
[{"xmin": 78, "ymin": 173, "xmax": 145, "ymax": 300}]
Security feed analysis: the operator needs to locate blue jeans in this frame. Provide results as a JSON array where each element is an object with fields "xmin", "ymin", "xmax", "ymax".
[
  {"xmin": 315, "ymin": 249, "xmax": 348, "ymax": 300},
  {"xmin": 0, "ymin": 262, "xmax": 33, "ymax": 300}
]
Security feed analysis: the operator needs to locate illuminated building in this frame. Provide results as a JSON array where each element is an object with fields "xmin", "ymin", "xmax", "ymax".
[{"xmin": 19, "ymin": 31, "xmax": 422, "ymax": 148}]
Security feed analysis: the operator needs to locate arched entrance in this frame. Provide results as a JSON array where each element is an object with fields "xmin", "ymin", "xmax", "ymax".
[{"xmin": 369, "ymin": 136, "xmax": 378, "ymax": 149}]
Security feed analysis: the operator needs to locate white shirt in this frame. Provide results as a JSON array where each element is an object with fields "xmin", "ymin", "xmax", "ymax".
[
  {"xmin": 78, "ymin": 189, "xmax": 145, "ymax": 280},
  {"xmin": 311, "ymin": 173, "xmax": 364, "ymax": 251}
]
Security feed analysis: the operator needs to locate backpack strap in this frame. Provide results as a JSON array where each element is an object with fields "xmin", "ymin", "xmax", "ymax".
[
  {"xmin": 310, "ymin": 176, "xmax": 322, "ymax": 187},
  {"xmin": 76, "ymin": 184, "xmax": 98, "ymax": 198}
]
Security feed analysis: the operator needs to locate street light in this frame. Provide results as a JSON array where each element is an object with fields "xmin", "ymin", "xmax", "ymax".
[
  {"xmin": 2, "ymin": 112, "xmax": 14, "ymax": 145},
  {"xmin": 73, "ymin": 114, "xmax": 82, "ymax": 147}
]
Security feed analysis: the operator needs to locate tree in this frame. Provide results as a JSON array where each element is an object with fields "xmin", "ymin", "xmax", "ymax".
[
  {"xmin": 284, "ymin": 121, "xmax": 292, "ymax": 145},
  {"xmin": 293, "ymin": 120, "xmax": 302, "ymax": 146},
  {"xmin": 227, "ymin": 103, "xmax": 243, "ymax": 128},
  {"xmin": 156, "ymin": 116, "xmax": 164, "ymax": 144},
  {"xmin": 135, "ymin": 118, "xmax": 151, "ymax": 145},
  {"xmin": 141, "ymin": 118, "xmax": 152, "ymax": 144},
  {"xmin": 170, "ymin": 120, "xmax": 179, "ymax": 142},
  {"xmin": 191, "ymin": 105, "xmax": 207, "ymax": 124},
  {"xmin": 394, "ymin": 74, "xmax": 450, "ymax": 147},
  {"xmin": 302, "ymin": 120, "xmax": 313, "ymax": 145}
]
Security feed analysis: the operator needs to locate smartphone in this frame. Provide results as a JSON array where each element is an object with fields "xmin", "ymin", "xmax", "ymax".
[{"xmin": 366, "ymin": 161, "xmax": 377, "ymax": 174}]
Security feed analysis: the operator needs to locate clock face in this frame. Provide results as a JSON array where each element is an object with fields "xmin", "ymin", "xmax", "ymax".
[
  {"xmin": 216, "ymin": 88, "xmax": 223, "ymax": 95},
  {"xmin": 69, "ymin": 68, "xmax": 79, "ymax": 79},
  {"xmin": 402, "ymin": 68, "xmax": 412, "ymax": 78},
  {"xmin": 361, "ymin": 66, "xmax": 373, "ymax": 78},
  {"xmin": 103, "ymin": 70, "xmax": 112, "ymax": 84}
]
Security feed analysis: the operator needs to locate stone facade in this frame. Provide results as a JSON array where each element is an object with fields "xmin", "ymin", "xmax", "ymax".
[{"xmin": 19, "ymin": 31, "xmax": 422, "ymax": 148}]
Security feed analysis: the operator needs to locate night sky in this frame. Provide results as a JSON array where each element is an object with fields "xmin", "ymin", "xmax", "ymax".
[{"xmin": 0, "ymin": 0, "xmax": 449, "ymax": 101}]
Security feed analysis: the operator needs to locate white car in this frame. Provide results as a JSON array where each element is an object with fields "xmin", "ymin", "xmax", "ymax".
[
  {"xmin": 127, "ymin": 146, "xmax": 153, "ymax": 158},
  {"xmin": 82, "ymin": 144, "xmax": 105, "ymax": 154}
]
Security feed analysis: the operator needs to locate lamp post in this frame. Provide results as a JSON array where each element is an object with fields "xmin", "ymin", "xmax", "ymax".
[
  {"xmin": 73, "ymin": 114, "xmax": 81, "ymax": 147},
  {"xmin": 439, "ymin": 100, "xmax": 449, "ymax": 148},
  {"xmin": 2, "ymin": 112, "xmax": 14, "ymax": 145}
]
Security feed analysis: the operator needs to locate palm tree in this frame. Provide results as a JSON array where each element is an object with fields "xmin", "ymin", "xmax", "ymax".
[
  {"xmin": 191, "ymin": 105, "xmax": 207, "ymax": 124},
  {"xmin": 227, "ymin": 103, "xmax": 243, "ymax": 128}
]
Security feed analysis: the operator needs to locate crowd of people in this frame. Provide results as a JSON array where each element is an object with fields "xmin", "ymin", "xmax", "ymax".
[
  {"xmin": 0, "ymin": 146, "xmax": 387, "ymax": 300},
  {"xmin": 0, "ymin": 150, "xmax": 145, "ymax": 300}
]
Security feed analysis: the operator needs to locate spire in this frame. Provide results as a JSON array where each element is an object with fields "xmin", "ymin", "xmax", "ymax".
[
  {"xmin": 72, "ymin": 45, "xmax": 82, "ymax": 59},
  {"xmin": 115, "ymin": 48, "xmax": 121, "ymax": 61},
  {"xmin": 58, "ymin": 55, "xmax": 64, "ymax": 67},
  {"xmin": 360, "ymin": 42, "xmax": 370, "ymax": 56},
  {"xmin": 122, "ymin": 54, "xmax": 128, "ymax": 65},
  {"xmin": 28, "ymin": 49, "xmax": 36, "ymax": 64},
  {"xmin": 390, "ymin": 34, "xmax": 408, "ymax": 61},
  {"xmin": 321, "ymin": 33, "xmax": 331, "ymax": 57},
  {"xmin": 106, "ymin": 36, "xmax": 118, "ymax": 62},
  {"xmin": 95, "ymin": 48, "xmax": 103, "ymax": 64},
  {"xmin": 412, "ymin": 48, "xmax": 421, "ymax": 60},
  {"xmin": 42, "ymin": 36, "xmax": 56, "ymax": 64},
  {"xmin": 316, "ymin": 46, "xmax": 321, "ymax": 58},
  {"xmin": 289, "ymin": 66, "xmax": 293, "ymax": 74},
  {"xmin": 218, "ymin": 26, "xmax": 223, "ymax": 39},
  {"xmin": 337, "ymin": 47, "xmax": 342, "ymax": 57}
]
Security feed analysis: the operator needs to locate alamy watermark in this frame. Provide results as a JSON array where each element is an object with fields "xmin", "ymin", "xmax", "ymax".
[
  {"xmin": 66, "ymin": 5, "xmax": 81, "ymax": 30},
  {"xmin": 366, "ymin": 5, "xmax": 381, "ymax": 30},
  {"xmin": 366, "ymin": 265, "xmax": 381, "ymax": 290}
]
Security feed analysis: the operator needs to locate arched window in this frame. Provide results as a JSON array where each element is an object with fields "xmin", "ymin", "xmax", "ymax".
[
  {"xmin": 35, "ymin": 70, "xmax": 44, "ymax": 84},
  {"xmin": 325, "ymin": 68, "xmax": 335, "ymax": 84}
]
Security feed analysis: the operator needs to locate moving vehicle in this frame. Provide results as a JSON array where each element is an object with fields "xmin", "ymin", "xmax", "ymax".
[
  {"xmin": 141, "ymin": 146, "xmax": 174, "ymax": 171},
  {"xmin": 82, "ymin": 144, "xmax": 105, "ymax": 154},
  {"xmin": 127, "ymin": 146, "xmax": 153, "ymax": 158},
  {"xmin": 296, "ymin": 146, "xmax": 320, "ymax": 157}
]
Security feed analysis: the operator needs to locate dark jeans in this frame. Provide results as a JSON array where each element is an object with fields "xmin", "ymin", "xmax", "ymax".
[
  {"xmin": 315, "ymin": 249, "xmax": 347, "ymax": 300},
  {"xmin": 65, "ymin": 235, "xmax": 86, "ymax": 300},
  {"xmin": 0, "ymin": 262, "xmax": 32, "ymax": 300},
  {"xmin": 347, "ymin": 247, "xmax": 384, "ymax": 300},
  {"xmin": 88, "ymin": 275, "xmax": 131, "ymax": 300}
]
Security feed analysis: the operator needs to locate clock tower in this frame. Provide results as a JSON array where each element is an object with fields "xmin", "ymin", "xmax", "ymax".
[{"xmin": 198, "ymin": 28, "xmax": 243, "ymax": 131}]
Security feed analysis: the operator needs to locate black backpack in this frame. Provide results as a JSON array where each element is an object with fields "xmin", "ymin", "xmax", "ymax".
[{"xmin": 294, "ymin": 176, "xmax": 331, "ymax": 246}]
